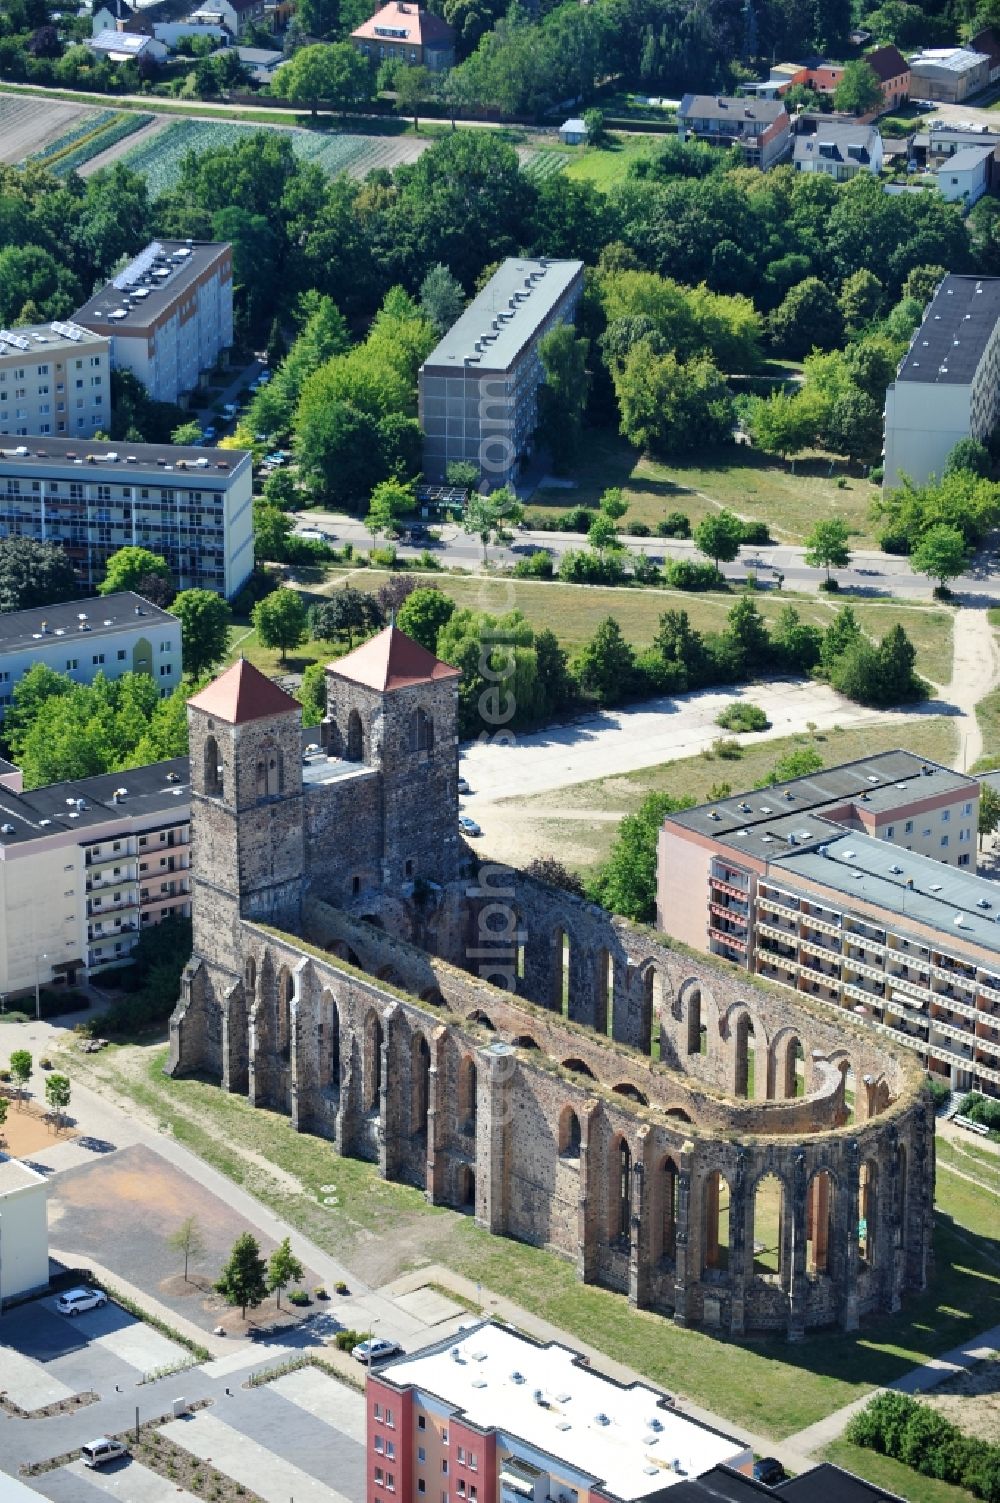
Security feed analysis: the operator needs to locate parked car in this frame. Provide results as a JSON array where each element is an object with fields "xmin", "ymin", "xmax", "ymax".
[
  {"xmin": 458, "ymin": 815, "xmax": 482, "ymax": 837},
  {"xmin": 201, "ymin": 426, "xmax": 217, "ymax": 443},
  {"xmin": 222, "ymin": 402, "xmax": 239, "ymax": 419},
  {"xmin": 457, "ymin": 777, "xmax": 471, "ymax": 794},
  {"xmin": 293, "ymin": 527, "xmax": 326, "ymax": 541},
  {"xmin": 57, "ymin": 1287, "xmax": 108, "ymax": 1316},
  {"xmin": 81, "ymin": 1438, "xmax": 129, "ymax": 1469},
  {"xmin": 352, "ymin": 1337, "xmax": 403, "ymax": 1364},
  {"xmin": 753, "ymin": 1458, "xmax": 788, "ymax": 1488},
  {"xmin": 257, "ymin": 370, "xmax": 271, "ymax": 384}
]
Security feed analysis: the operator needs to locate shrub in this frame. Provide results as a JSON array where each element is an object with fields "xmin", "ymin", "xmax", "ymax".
[
  {"xmin": 959, "ymin": 1091, "xmax": 1000, "ymax": 1132},
  {"xmin": 558, "ymin": 549, "xmax": 625, "ymax": 585},
  {"xmin": 630, "ymin": 521, "xmax": 650, "ymax": 536},
  {"xmin": 287, "ymin": 1288, "xmax": 310, "ymax": 1307},
  {"xmin": 631, "ymin": 553, "xmax": 661, "ymax": 585},
  {"xmin": 371, "ymin": 546, "xmax": 397, "ymax": 567},
  {"xmin": 925, "ymin": 1073, "xmax": 951, "ymax": 1109},
  {"xmin": 664, "ymin": 558, "xmax": 723, "ymax": 591},
  {"xmin": 869, "ymin": 465, "xmax": 884, "ymax": 484},
  {"xmin": 560, "ymin": 505, "xmax": 596, "ymax": 533},
  {"xmin": 716, "ymin": 702, "xmax": 770, "ymax": 732},
  {"xmin": 739, "ymin": 519, "xmax": 771, "ymax": 544},
  {"xmin": 711, "ymin": 737, "xmax": 743, "ymax": 759},
  {"xmin": 314, "ymin": 1287, "xmax": 328, "ymax": 1299},
  {"xmin": 846, "ymin": 1390, "xmax": 1000, "ymax": 1501},
  {"xmin": 334, "ymin": 1328, "xmax": 365, "ymax": 1350},
  {"xmin": 513, "ymin": 551, "xmax": 554, "ymax": 579},
  {"xmin": 335, "ymin": 1280, "xmax": 350, "ymax": 1295},
  {"xmin": 656, "ymin": 511, "xmax": 691, "ymax": 538}
]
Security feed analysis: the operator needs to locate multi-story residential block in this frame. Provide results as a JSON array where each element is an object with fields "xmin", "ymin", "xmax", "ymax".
[
  {"xmin": 0, "ymin": 322, "xmax": 109, "ymax": 441},
  {"xmin": 366, "ymin": 1323, "xmax": 752, "ymax": 1503},
  {"xmin": 656, "ymin": 751, "xmax": 1000, "ymax": 1095},
  {"xmin": 73, "ymin": 240, "xmax": 233, "ymax": 406},
  {"xmin": 677, "ymin": 95, "xmax": 791, "ymax": 169},
  {"xmin": 418, "ymin": 257, "xmax": 584, "ymax": 487},
  {"xmin": 909, "ymin": 46, "xmax": 990, "ymax": 103},
  {"xmin": 0, "ymin": 756, "xmax": 190, "ymax": 994},
  {"xmin": 0, "ymin": 437, "xmax": 253, "ymax": 597},
  {"xmin": 882, "ymin": 274, "xmax": 1000, "ymax": 490},
  {"xmin": 0, "ymin": 591, "xmax": 180, "ymax": 719},
  {"xmin": 793, "ymin": 121, "xmax": 884, "ymax": 179},
  {"xmin": 351, "ymin": 1, "xmax": 455, "ymax": 70}
]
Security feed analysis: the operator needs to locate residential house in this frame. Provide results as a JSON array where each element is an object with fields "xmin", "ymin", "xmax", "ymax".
[
  {"xmin": 863, "ymin": 43, "xmax": 910, "ymax": 110},
  {"xmin": 187, "ymin": 0, "xmax": 264, "ymax": 36},
  {"xmin": 935, "ymin": 143, "xmax": 994, "ymax": 205},
  {"xmin": 793, "ymin": 121, "xmax": 883, "ymax": 178},
  {"xmin": 678, "ymin": 95, "xmax": 791, "ymax": 169},
  {"xmin": 351, "ymin": 1, "xmax": 456, "ymax": 71},
  {"xmin": 86, "ymin": 28, "xmax": 168, "ymax": 62},
  {"xmin": 909, "ymin": 47, "xmax": 990, "ymax": 103},
  {"xmin": 211, "ymin": 43, "xmax": 283, "ymax": 81},
  {"xmin": 970, "ymin": 26, "xmax": 1000, "ymax": 83}
]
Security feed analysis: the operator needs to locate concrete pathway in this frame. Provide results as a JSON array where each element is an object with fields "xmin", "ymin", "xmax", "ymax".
[
  {"xmin": 160, "ymin": 1412, "xmax": 354, "ymax": 1503},
  {"xmin": 944, "ymin": 605, "xmax": 998, "ymax": 770},
  {"xmin": 61, "ymin": 1457, "xmax": 201, "ymax": 1503}
]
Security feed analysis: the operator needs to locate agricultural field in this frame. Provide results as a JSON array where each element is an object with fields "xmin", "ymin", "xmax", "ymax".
[
  {"xmin": 119, "ymin": 116, "xmax": 429, "ymax": 194},
  {"xmin": 519, "ymin": 147, "xmax": 570, "ymax": 180},
  {"xmin": 31, "ymin": 109, "xmax": 154, "ymax": 176},
  {"xmin": 0, "ymin": 93, "xmax": 99, "ymax": 164}
]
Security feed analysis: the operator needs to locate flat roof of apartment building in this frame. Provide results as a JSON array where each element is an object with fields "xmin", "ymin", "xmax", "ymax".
[
  {"xmin": 379, "ymin": 1323, "xmax": 749, "ymax": 1501},
  {"xmin": 420, "ymin": 258, "xmax": 583, "ymax": 376},
  {"xmin": 664, "ymin": 750, "xmax": 974, "ymax": 844},
  {"xmin": 897, "ymin": 274, "xmax": 1000, "ymax": 384},
  {"xmin": 0, "ymin": 436, "xmax": 248, "ymax": 476},
  {"xmin": 771, "ymin": 832, "xmax": 1000, "ymax": 957},
  {"xmin": 0, "ymin": 758, "xmax": 189, "ymax": 849},
  {"xmin": 73, "ymin": 239, "xmax": 229, "ymax": 335},
  {"xmin": 0, "ymin": 592, "xmax": 177, "ymax": 657},
  {"xmin": 0, "ymin": 321, "xmax": 107, "ymax": 359}
]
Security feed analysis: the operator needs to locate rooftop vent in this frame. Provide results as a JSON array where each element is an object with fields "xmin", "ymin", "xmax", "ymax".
[
  {"xmin": 978, "ymin": 898, "xmax": 992, "ymax": 910},
  {"xmin": 510, "ymin": 1371, "xmax": 525, "ymax": 1384},
  {"xmin": 890, "ymin": 864, "xmax": 903, "ymax": 874},
  {"xmin": 594, "ymin": 1413, "xmax": 611, "ymax": 1426},
  {"xmin": 165, "ymin": 772, "xmax": 180, "ymax": 783},
  {"xmin": 0, "ymin": 823, "xmax": 14, "ymax": 835}
]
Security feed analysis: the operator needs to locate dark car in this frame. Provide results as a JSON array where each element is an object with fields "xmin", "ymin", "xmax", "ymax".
[{"xmin": 753, "ymin": 1457, "xmax": 788, "ymax": 1487}]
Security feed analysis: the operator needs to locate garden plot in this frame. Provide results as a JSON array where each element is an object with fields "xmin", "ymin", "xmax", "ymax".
[{"xmin": 0, "ymin": 95, "xmax": 98, "ymax": 164}]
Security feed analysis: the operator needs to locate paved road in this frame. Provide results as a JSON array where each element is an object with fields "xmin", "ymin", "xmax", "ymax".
[{"xmin": 297, "ymin": 511, "xmax": 1000, "ymax": 604}]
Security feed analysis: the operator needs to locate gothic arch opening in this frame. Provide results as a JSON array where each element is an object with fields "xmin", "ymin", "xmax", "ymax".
[
  {"xmin": 895, "ymin": 1143, "xmax": 907, "ymax": 1247},
  {"xmin": 458, "ymin": 1164, "xmax": 475, "ymax": 1209},
  {"xmin": 806, "ymin": 1169, "xmax": 834, "ymax": 1276},
  {"xmin": 563, "ymin": 1057, "xmax": 596, "ymax": 1080},
  {"xmin": 658, "ymin": 1155, "xmax": 679, "ymax": 1261},
  {"xmin": 735, "ymin": 1012, "xmax": 756, "ymax": 1098},
  {"xmin": 859, "ymin": 1158, "xmax": 877, "ymax": 1267},
  {"xmin": 784, "ymin": 1036, "xmax": 806, "ymax": 1099},
  {"xmin": 511, "ymin": 1033, "xmax": 540, "ymax": 1051},
  {"xmin": 365, "ymin": 1010, "xmax": 384, "ymax": 1113},
  {"xmin": 610, "ymin": 1136, "xmax": 631, "ymax": 1243},
  {"xmin": 703, "ymin": 1170, "xmax": 730, "ymax": 1273},
  {"xmin": 458, "ymin": 1056, "xmax": 477, "ymax": 1131},
  {"xmin": 596, "ymin": 947, "xmax": 613, "ymax": 1036},
  {"xmin": 322, "ymin": 991, "xmax": 340, "ymax": 1092},
  {"xmin": 613, "ymin": 1082, "xmax": 649, "ymax": 1107},
  {"xmin": 276, "ymin": 968, "xmax": 293, "ymax": 1062},
  {"xmin": 468, "ymin": 1009, "xmax": 495, "ymax": 1031},
  {"xmin": 664, "ymin": 1105, "xmax": 693, "ymax": 1123},
  {"xmin": 204, "ymin": 735, "xmax": 222, "ymax": 797},
  {"xmin": 685, "ymin": 985, "xmax": 706, "ymax": 1056},
  {"xmin": 410, "ymin": 706, "xmax": 434, "ymax": 752},
  {"xmin": 752, "ymin": 1173, "xmax": 784, "ymax": 1282},
  {"xmin": 553, "ymin": 927, "xmax": 570, "ymax": 1016},
  {"xmin": 346, "ymin": 710, "xmax": 363, "ymax": 762},
  {"xmin": 558, "ymin": 1105, "xmax": 581, "ymax": 1157},
  {"xmin": 644, "ymin": 966, "xmax": 666, "ymax": 1059},
  {"xmin": 245, "ymin": 956, "xmax": 256, "ymax": 1000}
]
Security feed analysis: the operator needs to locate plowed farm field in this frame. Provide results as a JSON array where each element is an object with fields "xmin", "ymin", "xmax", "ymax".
[{"xmin": 0, "ymin": 94, "xmax": 100, "ymax": 164}]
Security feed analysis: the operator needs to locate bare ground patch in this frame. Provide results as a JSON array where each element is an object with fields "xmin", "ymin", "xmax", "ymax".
[{"xmin": 922, "ymin": 1355, "xmax": 1000, "ymax": 1443}]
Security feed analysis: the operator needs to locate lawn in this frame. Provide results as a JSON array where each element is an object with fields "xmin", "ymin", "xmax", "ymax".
[
  {"xmin": 560, "ymin": 131, "xmax": 660, "ymax": 187},
  {"xmin": 67, "ymin": 1043, "xmax": 1000, "ymax": 1442},
  {"xmin": 822, "ymin": 1440, "xmax": 979, "ymax": 1503},
  {"xmin": 495, "ymin": 718, "xmax": 961, "ymax": 873},
  {"xmin": 529, "ymin": 429, "xmax": 880, "ymax": 546}
]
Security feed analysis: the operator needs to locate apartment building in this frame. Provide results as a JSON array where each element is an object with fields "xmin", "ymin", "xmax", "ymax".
[
  {"xmin": 73, "ymin": 240, "xmax": 233, "ymax": 406},
  {"xmin": 677, "ymin": 96, "xmax": 791, "ymax": 169},
  {"xmin": 0, "ymin": 322, "xmax": 109, "ymax": 441},
  {"xmin": 0, "ymin": 757, "xmax": 190, "ymax": 995},
  {"xmin": 366, "ymin": 1323, "xmax": 752, "ymax": 1503},
  {"xmin": 882, "ymin": 274, "xmax": 1000, "ymax": 490},
  {"xmin": 418, "ymin": 258, "xmax": 584, "ymax": 487},
  {"xmin": 0, "ymin": 591, "xmax": 180, "ymax": 719},
  {"xmin": 656, "ymin": 752, "xmax": 1000, "ymax": 1095},
  {"xmin": 0, "ymin": 437, "xmax": 253, "ymax": 598}
]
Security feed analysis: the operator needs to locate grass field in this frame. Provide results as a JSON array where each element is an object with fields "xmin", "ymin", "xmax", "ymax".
[
  {"xmin": 68, "ymin": 1042, "xmax": 1000, "ymax": 1442},
  {"xmin": 560, "ymin": 131, "xmax": 659, "ymax": 186},
  {"xmin": 822, "ymin": 1440, "xmax": 979, "ymax": 1503},
  {"xmin": 493, "ymin": 718, "xmax": 961, "ymax": 873},
  {"xmin": 530, "ymin": 429, "xmax": 880, "ymax": 546},
  {"xmin": 254, "ymin": 567, "xmax": 955, "ymax": 686}
]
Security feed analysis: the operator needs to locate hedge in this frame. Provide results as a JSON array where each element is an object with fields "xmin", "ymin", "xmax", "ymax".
[{"xmin": 846, "ymin": 1392, "xmax": 1000, "ymax": 1502}]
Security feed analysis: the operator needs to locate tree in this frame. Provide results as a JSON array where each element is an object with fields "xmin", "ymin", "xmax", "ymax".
[
  {"xmin": 587, "ymin": 514, "xmax": 620, "ymax": 551},
  {"xmin": 724, "ymin": 595, "xmax": 771, "ymax": 672},
  {"xmin": 614, "ymin": 346, "xmax": 734, "ymax": 457},
  {"xmin": 979, "ymin": 783, "xmax": 1000, "ymax": 849},
  {"xmin": 821, "ymin": 604, "xmax": 863, "ymax": 670},
  {"xmin": 834, "ymin": 59, "xmax": 882, "ymax": 116},
  {"xmin": 902, "ymin": 264, "xmax": 946, "ymax": 306},
  {"xmin": 266, "ymin": 1236, "xmax": 304, "ymax": 1310},
  {"xmin": 587, "ymin": 791, "xmax": 692, "ymax": 920},
  {"xmin": 910, "ymin": 523, "xmax": 968, "ymax": 593},
  {"xmin": 768, "ymin": 278, "xmax": 843, "ymax": 358},
  {"xmin": 419, "ymin": 263, "xmax": 464, "ymax": 335},
  {"xmin": 446, "ymin": 460, "xmax": 480, "ymax": 493},
  {"xmin": 215, "ymin": 1231, "xmax": 269, "ymax": 1319},
  {"xmin": 393, "ymin": 63, "xmax": 434, "ymax": 128},
  {"xmin": 171, "ymin": 420, "xmax": 203, "ymax": 446},
  {"xmin": 572, "ymin": 617, "xmax": 635, "ymax": 705},
  {"xmin": 99, "ymin": 546, "xmax": 172, "ymax": 599},
  {"xmin": 945, "ymin": 438, "xmax": 992, "ymax": 479},
  {"xmin": 9, "ymin": 1049, "xmax": 32, "ymax": 1104},
  {"xmin": 525, "ymin": 855, "xmax": 585, "ymax": 895},
  {"xmin": 167, "ymin": 1215, "xmax": 207, "ymax": 1282},
  {"xmin": 270, "ymin": 42, "xmax": 370, "ymax": 115},
  {"xmin": 743, "ymin": 390, "xmax": 815, "ymax": 462},
  {"xmin": 694, "ymin": 509, "xmax": 743, "ymax": 572},
  {"xmin": 254, "ymin": 501, "xmax": 294, "ymax": 565},
  {"xmin": 43, "ymin": 1072, "xmax": 71, "ymax": 1129},
  {"xmin": 171, "ymin": 589, "xmax": 232, "ymax": 678},
  {"xmin": 396, "ymin": 587, "xmax": 456, "ymax": 651},
  {"xmin": 252, "ymin": 588, "xmax": 308, "ymax": 664},
  {"xmin": 763, "ymin": 747, "xmax": 824, "ymax": 785},
  {"xmin": 537, "ymin": 324, "xmax": 589, "ymax": 473},
  {"xmin": 463, "ymin": 487, "xmax": 523, "ymax": 561},
  {"xmin": 804, "ymin": 517, "xmax": 851, "ymax": 584},
  {"xmin": 309, "ymin": 585, "xmax": 383, "ymax": 646},
  {"xmin": 838, "ymin": 269, "xmax": 883, "ymax": 333},
  {"xmin": 583, "ymin": 107, "xmax": 606, "ymax": 146},
  {"xmin": 365, "ymin": 478, "xmax": 414, "ymax": 538},
  {"xmin": 0, "ymin": 537, "xmax": 79, "ymax": 615}
]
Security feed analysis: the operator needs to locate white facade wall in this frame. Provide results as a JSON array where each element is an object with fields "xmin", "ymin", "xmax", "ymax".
[
  {"xmin": 0, "ymin": 615, "xmax": 181, "ymax": 719},
  {"xmin": 109, "ymin": 264, "xmax": 233, "ymax": 406},
  {"xmin": 937, "ymin": 156, "xmax": 990, "ymax": 204},
  {"xmin": 0, "ymin": 1161, "xmax": 49, "ymax": 1305},
  {"xmin": 0, "ymin": 337, "xmax": 109, "ymax": 441},
  {"xmin": 0, "ymin": 843, "xmax": 87, "ymax": 995},
  {"xmin": 883, "ymin": 381, "xmax": 976, "ymax": 489}
]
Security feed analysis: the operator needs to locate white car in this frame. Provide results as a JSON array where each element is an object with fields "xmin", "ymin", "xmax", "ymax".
[
  {"xmin": 457, "ymin": 777, "xmax": 471, "ymax": 794},
  {"xmin": 352, "ymin": 1337, "xmax": 403, "ymax": 1364},
  {"xmin": 82, "ymin": 1439, "xmax": 129, "ymax": 1469},
  {"xmin": 459, "ymin": 815, "xmax": 482, "ymax": 837},
  {"xmin": 57, "ymin": 1287, "xmax": 108, "ymax": 1316},
  {"xmin": 293, "ymin": 527, "xmax": 326, "ymax": 541}
]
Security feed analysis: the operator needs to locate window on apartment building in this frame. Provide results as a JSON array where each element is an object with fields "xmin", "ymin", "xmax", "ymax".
[
  {"xmin": 159, "ymin": 664, "xmax": 172, "ymax": 676},
  {"xmin": 942, "ymin": 809, "xmax": 950, "ymax": 822},
  {"xmin": 904, "ymin": 820, "xmax": 913, "ymax": 834},
  {"xmin": 469, "ymin": 1489, "xmax": 477, "ymax": 1501},
  {"xmin": 886, "ymin": 825, "xmax": 894, "ymax": 837},
  {"xmin": 94, "ymin": 395, "xmax": 102, "ymax": 406},
  {"xmin": 418, "ymin": 1484, "xmax": 426, "ymax": 1496},
  {"xmin": 76, "ymin": 379, "xmax": 83, "ymax": 389},
  {"xmin": 442, "ymin": 1462, "xmax": 449, "ymax": 1476},
  {"xmin": 384, "ymin": 1409, "xmax": 394, "ymax": 1428},
  {"xmin": 457, "ymin": 1448, "xmax": 464, "ymax": 1464},
  {"xmin": 40, "ymin": 424, "xmax": 50, "ymax": 433},
  {"xmin": 374, "ymin": 1437, "xmax": 384, "ymax": 1454},
  {"xmin": 160, "ymin": 641, "xmax": 171, "ymax": 652},
  {"xmin": 941, "ymin": 835, "xmax": 949, "ymax": 848},
  {"xmin": 468, "ymin": 1456, "xmax": 477, "ymax": 1473},
  {"xmin": 418, "ymin": 1448, "xmax": 426, "ymax": 1463},
  {"xmin": 117, "ymin": 649, "xmax": 126, "ymax": 661},
  {"xmin": 456, "ymin": 1485, "xmax": 465, "ymax": 1499},
  {"xmin": 922, "ymin": 828, "xmax": 931, "ymax": 837},
  {"xmin": 417, "ymin": 1415, "xmax": 426, "ymax": 1430},
  {"xmin": 960, "ymin": 828, "xmax": 970, "ymax": 843},
  {"xmin": 441, "ymin": 1432, "xmax": 447, "ymax": 1446},
  {"xmin": 93, "ymin": 654, "xmax": 105, "ymax": 665},
  {"xmin": 66, "ymin": 659, "xmax": 77, "ymax": 670},
  {"xmin": 75, "ymin": 359, "xmax": 82, "ymax": 369},
  {"xmin": 90, "ymin": 356, "xmax": 101, "ymax": 368},
  {"xmin": 385, "ymin": 1442, "xmax": 395, "ymax": 1461},
  {"xmin": 959, "ymin": 853, "xmax": 971, "ymax": 867},
  {"xmin": 374, "ymin": 1403, "xmax": 382, "ymax": 1421},
  {"xmin": 963, "ymin": 801, "xmax": 973, "ymax": 816}
]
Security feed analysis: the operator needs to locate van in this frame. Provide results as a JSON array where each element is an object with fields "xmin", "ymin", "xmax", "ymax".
[{"xmin": 81, "ymin": 1438, "xmax": 128, "ymax": 1469}]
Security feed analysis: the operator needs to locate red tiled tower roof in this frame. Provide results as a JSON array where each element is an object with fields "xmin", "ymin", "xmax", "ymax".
[
  {"xmin": 188, "ymin": 658, "xmax": 300, "ymax": 725},
  {"xmin": 350, "ymin": 0, "xmax": 454, "ymax": 46},
  {"xmin": 328, "ymin": 625, "xmax": 459, "ymax": 693}
]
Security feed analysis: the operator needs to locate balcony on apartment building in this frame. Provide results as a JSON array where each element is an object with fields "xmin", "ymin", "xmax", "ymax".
[{"xmin": 85, "ymin": 842, "xmax": 137, "ymax": 867}]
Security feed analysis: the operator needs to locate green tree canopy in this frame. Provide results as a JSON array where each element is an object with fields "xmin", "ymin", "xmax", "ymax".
[
  {"xmin": 768, "ymin": 277, "xmax": 843, "ymax": 359},
  {"xmin": 99, "ymin": 546, "xmax": 173, "ymax": 599},
  {"xmin": 572, "ymin": 617, "xmax": 636, "ymax": 705},
  {"xmin": 0, "ymin": 537, "xmax": 79, "ymax": 615},
  {"xmin": 44, "ymin": 1072, "xmax": 71, "ymax": 1128},
  {"xmin": 215, "ymin": 1231, "xmax": 269, "ymax": 1318},
  {"xmin": 834, "ymin": 59, "xmax": 882, "ymax": 115},
  {"xmin": 463, "ymin": 487, "xmax": 524, "ymax": 560},
  {"xmin": 167, "ymin": 1215, "xmax": 207, "ymax": 1282},
  {"xmin": 171, "ymin": 589, "xmax": 232, "ymax": 679},
  {"xmin": 270, "ymin": 41, "xmax": 371, "ymax": 115},
  {"xmin": 587, "ymin": 791, "xmax": 693, "ymax": 921},
  {"xmin": 252, "ymin": 588, "xmax": 308, "ymax": 664},
  {"xmin": 909, "ymin": 522, "xmax": 968, "ymax": 591},
  {"xmin": 396, "ymin": 587, "xmax": 456, "ymax": 651},
  {"xmin": 614, "ymin": 345, "xmax": 734, "ymax": 457},
  {"xmin": 266, "ymin": 1236, "xmax": 304, "ymax": 1310},
  {"xmin": 419, "ymin": 263, "xmax": 465, "ymax": 335},
  {"xmin": 537, "ymin": 323, "xmax": 589, "ymax": 473},
  {"xmin": 804, "ymin": 517, "xmax": 851, "ymax": 583},
  {"xmin": 979, "ymin": 783, "xmax": 1000, "ymax": 849},
  {"xmin": 309, "ymin": 584, "xmax": 383, "ymax": 646},
  {"xmin": 693, "ymin": 509, "xmax": 743, "ymax": 570}
]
